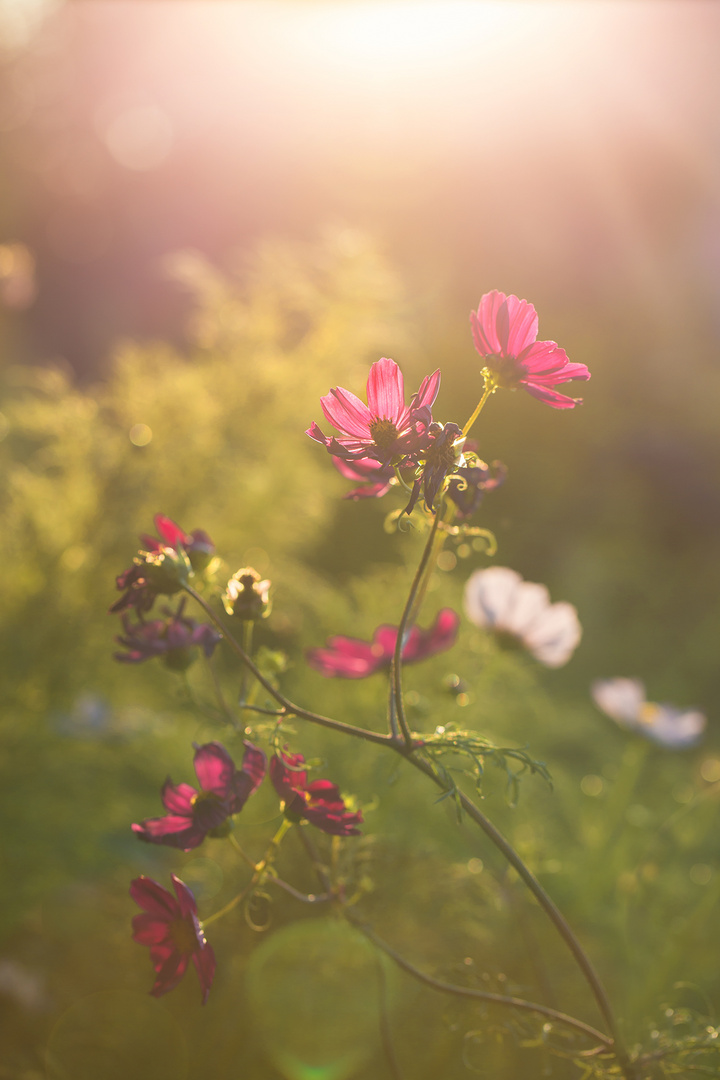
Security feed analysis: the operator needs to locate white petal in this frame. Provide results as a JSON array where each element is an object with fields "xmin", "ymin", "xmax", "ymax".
[
  {"xmin": 524, "ymin": 602, "xmax": 582, "ymax": 667},
  {"xmin": 504, "ymin": 581, "xmax": 551, "ymax": 636},
  {"xmin": 640, "ymin": 704, "xmax": 706, "ymax": 748},
  {"xmin": 463, "ymin": 567, "xmax": 522, "ymax": 629},
  {"xmin": 591, "ymin": 678, "xmax": 646, "ymax": 724}
]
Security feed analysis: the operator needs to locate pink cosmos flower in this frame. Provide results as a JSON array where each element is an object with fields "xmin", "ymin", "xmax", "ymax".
[
  {"xmin": 130, "ymin": 874, "xmax": 215, "ymax": 1003},
  {"xmin": 470, "ymin": 291, "xmax": 590, "ymax": 409},
  {"xmin": 306, "ymin": 608, "xmax": 460, "ymax": 678},
  {"xmin": 110, "ymin": 515, "xmax": 215, "ymax": 615},
  {"xmin": 270, "ymin": 751, "xmax": 363, "ymax": 836},
  {"xmin": 114, "ymin": 601, "xmax": 221, "ymax": 670},
  {"xmin": 332, "ymin": 455, "xmax": 395, "ymax": 500},
  {"xmin": 307, "ymin": 357, "xmax": 440, "ymax": 464},
  {"xmin": 132, "ymin": 741, "xmax": 266, "ymax": 851}
]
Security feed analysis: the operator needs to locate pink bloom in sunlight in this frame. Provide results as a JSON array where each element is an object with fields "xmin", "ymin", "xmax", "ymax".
[
  {"xmin": 471, "ymin": 291, "xmax": 590, "ymax": 409},
  {"xmin": 332, "ymin": 455, "xmax": 395, "ymax": 500},
  {"xmin": 306, "ymin": 609, "xmax": 460, "ymax": 679},
  {"xmin": 132, "ymin": 741, "xmax": 266, "ymax": 851},
  {"xmin": 130, "ymin": 874, "xmax": 215, "ymax": 1003},
  {"xmin": 307, "ymin": 357, "xmax": 440, "ymax": 464},
  {"xmin": 270, "ymin": 751, "xmax": 363, "ymax": 836}
]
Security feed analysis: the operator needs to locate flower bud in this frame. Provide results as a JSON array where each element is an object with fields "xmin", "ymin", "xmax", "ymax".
[
  {"xmin": 223, "ymin": 567, "xmax": 271, "ymax": 622},
  {"xmin": 142, "ymin": 546, "xmax": 193, "ymax": 594}
]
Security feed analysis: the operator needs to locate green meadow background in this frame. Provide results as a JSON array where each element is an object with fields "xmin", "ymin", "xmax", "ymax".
[{"xmin": 0, "ymin": 3, "xmax": 719, "ymax": 1078}]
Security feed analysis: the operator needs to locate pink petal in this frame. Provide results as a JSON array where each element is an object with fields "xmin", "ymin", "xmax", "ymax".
[
  {"xmin": 413, "ymin": 369, "xmax": 441, "ymax": 410},
  {"xmin": 161, "ymin": 780, "xmax": 197, "ymax": 815},
  {"xmin": 502, "ymin": 294, "xmax": 539, "ymax": 355},
  {"xmin": 193, "ymin": 742, "xmax": 235, "ymax": 798},
  {"xmin": 517, "ymin": 340, "xmax": 571, "ymax": 376},
  {"xmin": 171, "ymin": 874, "xmax": 199, "ymax": 920},
  {"xmin": 129, "ymin": 876, "xmax": 179, "ymax": 919},
  {"xmin": 365, "ymin": 358, "xmax": 405, "ymax": 421},
  {"xmin": 320, "ymin": 387, "xmax": 373, "ymax": 438},
  {"xmin": 471, "ymin": 291, "xmax": 506, "ymax": 355},
  {"xmin": 372, "ymin": 626, "xmax": 400, "ymax": 657},
  {"xmin": 192, "ymin": 942, "xmax": 216, "ymax": 1004},
  {"xmin": 523, "ymin": 382, "xmax": 582, "ymax": 409},
  {"xmin": 153, "ymin": 514, "xmax": 189, "ymax": 548}
]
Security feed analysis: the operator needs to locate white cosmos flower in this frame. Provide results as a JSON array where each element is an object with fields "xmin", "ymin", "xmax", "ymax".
[
  {"xmin": 591, "ymin": 678, "xmax": 706, "ymax": 748},
  {"xmin": 463, "ymin": 566, "xmax": 582, "ymax": 668}
]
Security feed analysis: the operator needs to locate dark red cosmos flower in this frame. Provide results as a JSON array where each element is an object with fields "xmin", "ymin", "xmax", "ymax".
[
  {"xmin": 114, "ymin": 601, "xmax": 221, "ymax": 670},
  {"xmin": 132, "ymin": 741, "xmax": 266, "ymax": 851},
  {"xmin": 130, "ymin": 874, "xmax": 215, "ymax": 1003},
  {"xmin": 110, "ymin": 515, "xmax": 215, "ymax": 616},
  {"xmin": 270, "ymin": 751, "xmax": 363, "ymax": 836},
  {"xmin": 471, "ymin": 291, "xmax": 590, "ymax": 409},
  {"xmin": 306, "ymin": 608, "xmax": 460, "ymax": 679},
  {"xmin": 141, "ymin": 514, "xmax": 215, "ymax": 572},
  {"xmin": 332, "ymin": 455, "xmax": 395, "ymax": 501}
]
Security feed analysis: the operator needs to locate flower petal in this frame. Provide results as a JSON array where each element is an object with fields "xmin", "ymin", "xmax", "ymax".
[
  {"xmin": 320, "ymin": 387, "xmax": 373, "ymax": 438},
  {"xmin": 129, "ymin": 876, "xmax": 179, "ymax": 919},
  {"xmin": 192, "ymin": 942, "xmax": 216, "ymax": 1005},
  {"xmin": 161, "ymin": 780, "xmax": 197, "ymax": 815},
  {"xmin": 463, "ymin": 567, "xmax": 522, "ymax": 628},
  {"xmin": 524, "ymin": 602, "xmax": 582, "ymax": 667},
  {"xmin": 150, "ymin": 950, "xmax": 189, "ymax": 999},
  {"xmin": 193, "ymin": 742, "xmax": 235, "ymax": 798},
  {"xmin": 171, "ymin": 874, "xmax": 199, "ymax": 921},
  {"xmin": 591, "ymin": 678, "xmax": 646, "ymax": 724},
  {"xmin": 366, "ymin": 358, "xmax": 405, "ymax": 421},
  {"xmin": 153, "ymin": 514, "xmax": 190, "ymax": 548},
  {"xmin": 132, "ymin": 913, "xmax": 172, "ymax": 946}
]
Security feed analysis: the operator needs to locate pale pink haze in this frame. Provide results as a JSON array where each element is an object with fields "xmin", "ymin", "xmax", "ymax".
[
  {"xmin": 307, "ymin": 609, "xmax": 460, "ymax": 678},
  {"xmin": 463, "ymin": 566, "xmax": 581, "ymax": 668},
  {"xmin": 307, "ymin": 357, "xmax": 440, "ymax": 463},
  {"xmin": 591, "ymin": 678, "xmax": 706, "ymax": 748},
  {"xmin": 471, "ymin": 290, "xmax": 590, "ymax": 409}
]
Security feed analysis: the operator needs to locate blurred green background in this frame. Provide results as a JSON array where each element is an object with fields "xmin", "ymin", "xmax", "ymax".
[{"xmin": 0, "ymin": 2, "xmax": 719, "ymax": 1078}]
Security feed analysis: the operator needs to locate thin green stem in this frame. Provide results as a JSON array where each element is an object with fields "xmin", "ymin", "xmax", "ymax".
[
  {"xmin": 346, "ymin": 912, "xmax": 612, "ymax": 1048},
  {"xmin": 238, "ymin": 620, "xmax": 254, "ymax": 705},
  {"xmin": 203, "ymin": 819, "xmax": 292, "ymax": 928},
  {"xmin": 183, "ymin": 584, "xmax": 392, "ymax": 749},
  {"xmin": 462, "ymin": 378, "xmax": 494, "ymax": 437},
  {"xmin": 390, "ymin": 505, "xmax": 442, "ymax": 745},
  {"xmin": 404, "ymin": 751, "xmax": 635, "ymax": 1077}
]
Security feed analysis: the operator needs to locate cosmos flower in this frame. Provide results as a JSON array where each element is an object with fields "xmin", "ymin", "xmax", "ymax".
[
  {"xmin": 306, "ymin": 609, "xmax": 460, "ymax": 678},
  {"xmin": 332, "ymin": 455, "xmax": 395, "ymax": 500},
  {"xmin": 471, "ymin": 291, "xmax": 590, "ymax": 409},
  {"xmin": 463, "ymin": 566, "xmax": 581, "ymax": 668},
  {"xmin": 130, "ymin": 874, "xmax": 215, "ymax": 1003},
  {"xmin": 114, "ymin": 601, "xmax": 220, "ymax": 670},
  {"xmin": 591, "ymin": 678, "xmax": 706, "ymax": 748},
  {"xmin": 132, "ymin": 741, "xmax": 266, "ymax": 851},
  {"xmin": 307, "ymin": 357, "xmax": 440, "ymax": 465},
  {"xmin": 141, "ymin": 514, "xmax": 215, "ymax": 572},
  {"xmin": 270, "ymin": 751, "xmax": 363, "ymax": 836}
]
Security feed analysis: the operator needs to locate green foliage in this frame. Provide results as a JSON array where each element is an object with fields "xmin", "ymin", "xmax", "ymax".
[{"xmin": 0, "ymin": 233, "xmax": 718, "ymax": 1079}]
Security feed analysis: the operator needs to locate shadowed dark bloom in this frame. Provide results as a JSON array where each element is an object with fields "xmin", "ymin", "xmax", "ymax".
[
  {"xmin": 132, "ymin": 741, "xmax": 266, "ymax": 851},
  {"xmin": 332, "ymin": 455, "xmax": 395, "ymax": 500},
  {"xmin": 114, "ymin": 601, "xmax": 220, "ymax": 670},
  {"xmin": 141, "ymin": 514, "xmax": 215, "ymax": 572},
  {"xmin": 404, "ymin": 422, "xmax": 464, "ymax": 514},
  {"xmin": 130, "ymin": 874, "xmax": 215, "ymax": 1003},
  {"xmin": 307, "ymin": 357, "xmax": 440, "ymax": 465},
  {"xmin": 447, "ymin": 453, "xmax": 507, "ymax": 519},
  {"xmin": 223, "ymin": 567, "xmax": 271, "ymax": 621},
  {"xmin": 270, "ymin": 751, "xmax": 363, "ymax": 836},
  {"xmin": 471, "ymin": 290, "xmax": 590, "ymax": 409},
  {"xmin": 307, "ymin": 608, "xmax": 460, "ymax": 678},
  {"xmin": 110, "ymin": 515, "xmax": 215, "ymax": 616}
]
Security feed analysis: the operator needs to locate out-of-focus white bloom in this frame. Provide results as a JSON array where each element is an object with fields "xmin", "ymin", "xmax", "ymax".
[
  {"xmin": 463, "ymin": 566, "xmax": 582, "ymax": 668},
  {"xmin": 591, "ymin": 677, "xmax": 706, "ymax": 748}
]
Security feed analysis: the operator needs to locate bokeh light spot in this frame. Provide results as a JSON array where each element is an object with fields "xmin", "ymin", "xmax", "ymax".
[
  {"xmin": 129, "ymin": 423, "xmax": 152, "ymax": 446},
  {"xmin": 101, "ymin": 104, "xmax": 173, "ymax": 171}
]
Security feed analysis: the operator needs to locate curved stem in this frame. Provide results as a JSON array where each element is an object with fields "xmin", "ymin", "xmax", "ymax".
[
  {"xmin": 462, "ymin": 378, "xmax": 494, "ymax": 437},
  {"xmin": 346, "ymin": 912, "xmax": 612, "ymax": 1048},
  {"xmin": 183, "ymin": 585, "xmax": 392, "ymax": 749},
  {"xmin": 405, "ymin": 751, "xmax": 635, "ymax": 1077},
  {"xmin": 203, "ymin": 819, "xmax": 291, "ymax": 928}
]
